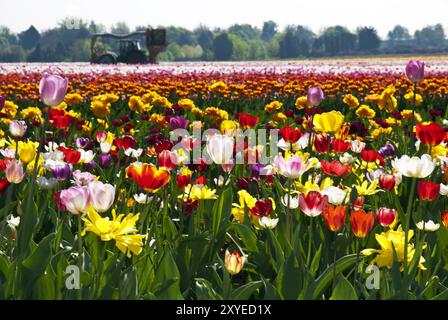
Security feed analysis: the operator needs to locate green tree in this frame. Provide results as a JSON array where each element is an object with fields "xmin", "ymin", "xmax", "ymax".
[
  {"xmin": 357, "ymin": 27, "xmax": 381, "ymax": 51},
  {"xmin": 18, "ymin": 26, "xmax": 40, "ymax": 50},
  {"xmin": 213, "ymin": 33, "xmax": 233, "ymax": 61},
  {"xmin": 387, "ymin": 25, "xmax": 411, "ymax": 42},
  {"xmin": 228, "ymin": 24, "xmax": 260, "ymax": 41},
  {"xmin": 414, "ymin": 24, "xmax": 446, "ymax": 47},
  {"xmin": 261, "ymin": 21, "xmax": 278, "ymax": 41}
]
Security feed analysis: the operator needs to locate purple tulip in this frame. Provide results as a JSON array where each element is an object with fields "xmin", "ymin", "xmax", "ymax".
[
  {"xmin": 307, "ymin": 87, "xmax": 324, "ymax": 106},
  {"xmin": 51, "ymin": 163, "xmax": 72, "ymax": 181},
  {"xmin": 39, "ymin": 74, "xmax": 68, "ymax": 106},
  {"xmin": 99, "ymin": 153, "xmax": 112, "ymax": 168},
  {"xmin": 378, "ymin": 144, "xmax": 395, "ymax": 158},
  {"xmin": 84, "ymin": 160, "xmax": 97, "ymax": 170},
  {"xmin": 169, "ymin": 116, "xmax": 189, "ymax": 130},
  {"xmin": 75, "ymin": 137, "xmax": 90, "ymax": 149},
  {"xmin": 405, "ymin": 60, "xmax": 424, "ymax": 83}
]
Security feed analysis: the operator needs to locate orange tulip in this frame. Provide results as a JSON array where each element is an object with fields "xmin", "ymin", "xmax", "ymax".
[
  {"xmin": 350, "ymin": 209, "xmax": 374, "ymax": 238},
  {"xmin": 323, "ymin": 204, "xmax": 347, "ymax": 232},
  {"xmin": 126, "ymin": 163, "xmax": 170, "ymax": 193}
]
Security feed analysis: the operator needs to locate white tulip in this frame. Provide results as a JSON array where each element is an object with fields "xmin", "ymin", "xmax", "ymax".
[
  {"xmin": 258, "ymin": 217, "xmax": 279, "ymax": 229},
  {"xmin": 88, "ymin": 181, "xmax": 115, "ymax": 213},
  {"xmin": 351, "ymin": 140, "xmax": 366, "ymax": 153},
  {"xmin": 206, "ymin": 134, "xmax": 234, "ymax": 164},
  {"xmin": 79, "ymin": 149, "xmax": 95, "ymax": 163},
  {"xmin": 281, "ymin": 194, "xmax": 299, "ymax": 209},
  {"xmin": 440, "ymin": 184, "xmax": 448, "ymax": 196},
  {"xmin": 134, "ymin": 193, "xmax": 153, "ymax": 204},
  {"xmin": 339, "ymin": 152, "xmax": 356, "ymax": 164},
  {"xmin": 124, "ymin": 148, "xmax": 143, "ymax": 158},
  {"xmin": 391, "ymin": 154, "xmax": 435, "ymax": 178},
  {"xmin": 416, "ymin": 220, "xmax": 440, "ymax": 232},
  {"xmin": 100, "ymin": 142, "xmax": 111, "ymax": 154},
  {"xmin": 321, "ymin": 186, "xmax": 347, "ymax": 205}
]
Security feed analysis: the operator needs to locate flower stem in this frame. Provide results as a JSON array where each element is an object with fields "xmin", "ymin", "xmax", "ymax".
[
  {"xmin": 306, "ymin": 218, "xmax": 313, "ymax": 267},
  {"xmin": 77, "ymin": 216, "xmax": 83, "ymax": 300},
  {"xmin": 404, "ymin": 178, "xmax": 417, "ymax": 274}
]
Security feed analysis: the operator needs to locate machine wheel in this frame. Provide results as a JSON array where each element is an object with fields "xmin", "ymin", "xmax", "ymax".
[
  {"xmin": 125, "ymin": 51, "xmax": 148, "ymax": 64},
  {"xmin": 96, "ymin": 54, "xmax": 117, "ymax": 64}
]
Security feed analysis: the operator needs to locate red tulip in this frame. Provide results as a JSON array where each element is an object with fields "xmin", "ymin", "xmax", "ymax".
[
  {"xmin": 279, "ymin": 126, "xmax": 302, "ymax": 143},
  {"xmin": 360, "ymin": 149, "xmax": 379, "ymax": 163},
  {"xmin": 321, "ymin": 160, "xmax": 351, "ymax": 177},
  {"xmin": 416, "ymin": 123, "xmax": 445, "ymax": 146},
  {"xmin": 299, "ymin": 191, "xmax": 328, "ymax": 217},
  {"xmin": 418, "ymin": 181, "xmax": 440, "ymax": 201},
  {"xmin": 331, "ymin": 139, "xmax": 351, "ymax": 153},
  {"xmin": 194, "ymin": 176, "xmax": 207, "ymax": 185},
  {"xmin": 249, "ymin": 199, "xmax": 273, "ymax": 217},
  {"xmin": 236, "ymin": 113, "xmax": 259, "ymax": 129},
  {"xmin": 58, "ymin": 147, "xmax": 81, "ymax": 165},
  {"xmin": 176, "ymin": 175, "xmax": 191, "ymax": 190},
  {"xmin": 350, "ymin": 209, "xmax": 375, "ymax": 238}
]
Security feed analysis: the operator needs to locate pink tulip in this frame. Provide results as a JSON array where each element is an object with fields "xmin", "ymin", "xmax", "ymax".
[
  {"xmin": 299, "ymin": 191, "xmax": 328, "ymax": 217},
  {"xmin": 88, "ymin": 181, "xmax": 115, "ymax": 213},
  {"xmin": 273, "ymin": 155, "xmax": 303, "ymax": 179},
  {"xmin": 405, "ymin": 60, "xmax": 424, "ymax": 83},
  {"xmin": 5, "ymin": 160, "xmax": 25, "ymax": 184},
  {"xmin": 39, "ymin": 74, "xmax": 68, "ymax": 106},
  {"xmin": 307, "ymin": 86, "xmax": 324, "ymax": 106},
  {"xmin": 60, "ymin": 186, "xmax": 91, "ymax": 215}
]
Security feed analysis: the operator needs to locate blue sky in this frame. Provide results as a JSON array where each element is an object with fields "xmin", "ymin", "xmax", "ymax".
[{"xmin": 1, "ymin": 0, "xmax": 447, "ymax": 37}]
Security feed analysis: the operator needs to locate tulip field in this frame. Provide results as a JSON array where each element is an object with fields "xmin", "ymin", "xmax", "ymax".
[{"xmin": 1, "ymin": 57, "xmax": 448, "ymax": 300}]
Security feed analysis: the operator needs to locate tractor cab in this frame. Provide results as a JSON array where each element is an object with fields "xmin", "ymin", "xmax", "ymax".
[
  {"xmin": 91, "ymin": 28, "xmax": 166, "ymax": 64},
  {"xmin": 119, "ymin": 40, "xmax": 142, "ymax": 53}
]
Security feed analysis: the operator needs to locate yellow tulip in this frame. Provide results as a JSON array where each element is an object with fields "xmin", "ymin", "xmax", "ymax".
[
  {"xmin": 313, "ymin": 111, "xmax": 344, "ymax": 134},
  {"xmin": 18, "ymin": 140, "xmax": 38, "ymax": 164}
]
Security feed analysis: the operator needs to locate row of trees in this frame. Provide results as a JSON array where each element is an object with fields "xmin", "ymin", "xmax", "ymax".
[{"xmin": 0, "ymin": 19, "xmax": 447, "ymax": 62}]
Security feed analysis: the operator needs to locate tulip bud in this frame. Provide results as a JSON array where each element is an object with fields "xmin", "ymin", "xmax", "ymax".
[
  {"xmin": 405, "ymin": 60, "xmax": 424, "ymax": 83},
  {"xmin": 96, "ymin": 131, "xmax": 108, "ymax": 143},
  {"xmin": 224, "ymin": 249, "xmax": 247, "ymax": 275},
  {"xmin": 307, "ymin": 86, "xmax": 324, "ymax": 106},
  {"xmin": 9, "ymin": 120, "xmax": 27, "ymax": 138},
  {"xmin": 376, "ymin": 208, "xmax": 396, "ymax": 227}
]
